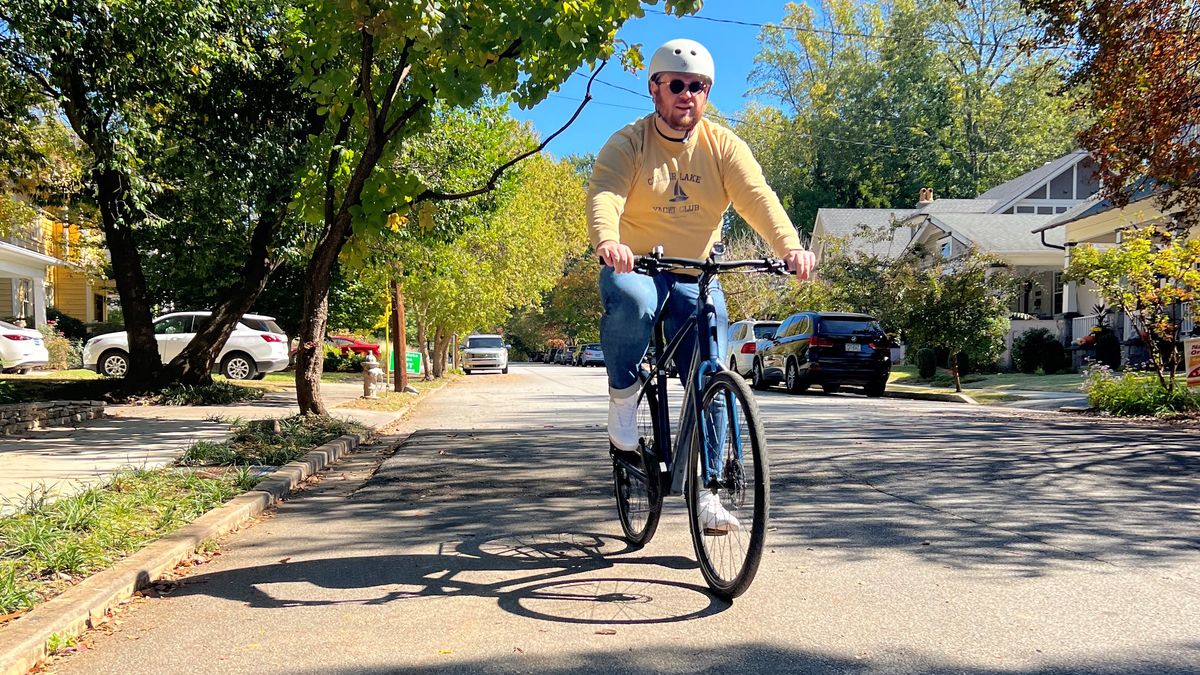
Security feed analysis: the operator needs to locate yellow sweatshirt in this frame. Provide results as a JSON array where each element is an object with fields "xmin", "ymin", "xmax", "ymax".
[{"xmin": 587, "ymin": 114, "xmax": 802, "ymax": 261}]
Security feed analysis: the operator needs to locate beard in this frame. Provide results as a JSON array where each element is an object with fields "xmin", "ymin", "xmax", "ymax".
[{"xmin": 653, "ymin": 92, "xmax": 704, "ymax": 134}]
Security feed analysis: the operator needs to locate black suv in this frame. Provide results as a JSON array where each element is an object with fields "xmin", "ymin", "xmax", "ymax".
[{"xmin": 751, "ymin": 312, "xmax": 890, "ymax": 397}]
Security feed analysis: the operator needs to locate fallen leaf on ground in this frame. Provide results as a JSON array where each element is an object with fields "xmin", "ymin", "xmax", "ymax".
[{"xmin": 595, "ymin": 629, "xmax": 617, "ymax": 635}]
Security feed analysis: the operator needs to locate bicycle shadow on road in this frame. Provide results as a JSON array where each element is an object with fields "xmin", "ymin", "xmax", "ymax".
[{"xmin": 169, "ymin": 530, "xmax": 725, "ymax": 625}]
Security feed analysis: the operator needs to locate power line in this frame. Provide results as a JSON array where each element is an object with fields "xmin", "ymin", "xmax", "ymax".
[{"xmin": 644, "ymin": 8, "xmax": 1069, "ymax": 53}]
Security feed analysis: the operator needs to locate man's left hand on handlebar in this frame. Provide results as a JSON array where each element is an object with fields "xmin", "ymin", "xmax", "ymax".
[{"xmin": 783, "ymin": 248, "xmax": 816, "ymax": 281}]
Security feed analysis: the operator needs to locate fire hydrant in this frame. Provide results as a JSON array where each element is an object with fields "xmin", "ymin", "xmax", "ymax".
[{"xmin": 361, "ymin": 353, "xmax": 385, "ymax": 398}]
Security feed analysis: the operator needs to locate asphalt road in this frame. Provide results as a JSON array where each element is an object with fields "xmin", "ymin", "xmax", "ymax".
[{"xmin": 51, "ymin": 363, "xmax": 1200, "ymax": 674}]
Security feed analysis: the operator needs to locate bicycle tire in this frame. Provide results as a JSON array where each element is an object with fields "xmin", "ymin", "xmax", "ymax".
[
  {"xmin": 613, "ymin": 382, "xmax": 663, "ymax": 547},
  {"xmin": 686, "ymin": 370, "xmax": 769, "ymax": 599}
]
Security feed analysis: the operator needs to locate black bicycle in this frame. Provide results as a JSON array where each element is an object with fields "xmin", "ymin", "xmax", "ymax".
[{"xmin": 610, "ymin": 245, "xmax": 788, "ymax": 599}]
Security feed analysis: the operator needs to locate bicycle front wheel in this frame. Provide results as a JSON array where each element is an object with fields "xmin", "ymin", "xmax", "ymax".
[
  {"xmin": 613, "ymin": 383, "xmax": 663, "ymax": 547},
  {"xmin": 686, "ymin": 370, "xmax": 769, "ymax": 599}
]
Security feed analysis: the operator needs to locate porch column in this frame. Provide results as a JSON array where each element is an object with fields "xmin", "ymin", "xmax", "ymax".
[
  {"xmin": 33, "ymin": 277, "xmax": 47, "ymax": 327},
  {"xmin": 1062, "ymin": 245, "xmax": 1078, "ymax": 314}
]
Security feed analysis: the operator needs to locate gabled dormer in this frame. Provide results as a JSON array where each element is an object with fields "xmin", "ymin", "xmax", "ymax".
[{"xmin": 979, "ymin": 150, "xmax": 1100, "ymax": 216}]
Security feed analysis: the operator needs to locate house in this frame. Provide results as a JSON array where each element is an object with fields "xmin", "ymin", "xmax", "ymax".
[
  {"xmin": 0, "ymin": 204, "xmax": 113, "ymax": 330},
  {"xmin": 810, "ymin": 150, "xmax": 1101, "ymax": 365},
  {"xmin": 1032, "ymin": 181, "xmax": 1196, "ymax": 361}
]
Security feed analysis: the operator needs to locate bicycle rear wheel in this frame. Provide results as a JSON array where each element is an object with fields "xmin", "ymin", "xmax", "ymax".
[
  {"xmin": 613, "ymin": 382, "xmax": 663, "ymax": 547},
  {"xmin": 686, "ymin": 370, "xmax": 769, "ymax": 599}
]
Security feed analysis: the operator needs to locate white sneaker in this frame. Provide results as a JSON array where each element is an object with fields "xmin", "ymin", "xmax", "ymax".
[
  {"xmin": 608, "ymin": 385, "xmax": 639, "ymax": 452},
  {"xmin": 697, "ymin": 490, "xmax": 740, "ymax": 534}
]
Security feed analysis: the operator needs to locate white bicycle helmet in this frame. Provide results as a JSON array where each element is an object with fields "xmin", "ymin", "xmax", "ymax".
[{"xmin": 648, "ymin": 39, "xmax": 715, "ymax": 83}]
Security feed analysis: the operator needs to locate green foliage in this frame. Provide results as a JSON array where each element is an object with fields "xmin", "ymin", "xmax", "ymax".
[
  {"xmin": 46, "ymin": 308, "xmax": 87, "ymax": 341},
  {"xmin": 323, "ymin": 346, "xmax": 366, "ymax": 373},
  {"xmin": 0, "ymin": 468, "xmax": 242, "ymax": 614},
  {"xmin": 37, "ymin": 324, "xmax": 77, "ymax": 370},
  {"xmin": 1042, "ymin": 340, "xmax": 1068, "ymax": 375},
  {"xmin": 1013, "ymin": 327, "xmax": 1056, "ymax": 373},
  {"xmin": 736, "ymin": 0, "xmax": 1083, "ymax": 236},
  {"xmin": 1066, "ymin": 226, "xmax": 1200, "ymax": 390},
  {"xmin": 1084, "ymin": 365, "xmax": 1200, "ymax": 416},
  {"xmin": 0, "ymin": 381, "xmax": 15, "ymax": 404},
  {"xmin": 156, "ymin": 382, "xmax": 265, "ymax": 406},
  {"xmin": 916, "ymin": 347, "xmax": 937, "ymax": 379}
]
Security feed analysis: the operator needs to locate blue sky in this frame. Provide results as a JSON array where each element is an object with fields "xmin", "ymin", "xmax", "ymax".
[{"xmin": 508, "ymin": 3, "xmax": 793, "ymax": 158}]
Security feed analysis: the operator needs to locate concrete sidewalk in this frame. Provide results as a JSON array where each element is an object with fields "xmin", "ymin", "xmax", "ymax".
[{"xmin": 0, "ymin": 382, "xmax": 409, "ymax": 514}]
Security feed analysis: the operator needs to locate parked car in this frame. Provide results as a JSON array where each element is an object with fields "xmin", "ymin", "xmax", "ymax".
[
  {"xmin": 460, "ymin": 334, "xmax": 509, "ymax": 374},
  {"xmin": 0, "ymin": 320, "xmax": 49, "ymax": 374},
  {"xmin": 725, "ymin": 319, "xmax": 781, "ymax": 376},
  {"xmin": 751, "ymin": 311, "xmax": 890, "ymax": 397},
  {"xmin": 545, "ymin": 348, "xmax": 561, "ymax": 364},
  {"xmin": 557, "ymin": 346, "xmax": 577, "ymax": 365},
  {"xmin": 83, "ymin": 311, "xmax": 290, "ymax": 380},
  {"xmin": 328, "ymin": 335, "xmax": 381, "ymax": 358},
  {"xmin": 577, "ymin": 343, "xmax": 604, "ymax": 366}
]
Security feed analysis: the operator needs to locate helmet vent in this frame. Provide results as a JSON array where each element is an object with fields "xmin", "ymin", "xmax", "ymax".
[{"xmin": 674, "ymin": 49, "xmax": 682, "ymax": 54}]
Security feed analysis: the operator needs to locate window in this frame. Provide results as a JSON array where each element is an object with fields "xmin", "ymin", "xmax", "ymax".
[
  {"xmin": 93, "ymin": 293, "xmax": 105, "ymax": 322},
  {"xmin": 1016, "ymin": 205, "xmax": 1036, "ymax": 214},
  {"xmin": 1037, "ymin": 206, "xmax": 1054, "ymax": 215},
  {"xmin": 1056, "ymin": 206, "xmax": 1068, "ymax": 213},
  {"xmin": 1075, "ymin": 157, "xmax": 1100, "ymax": 198},
  {"xmin": 1049, "ymin": 168, "xmax": 1074, "ymax": 199},
  {"xmin": 797, "ymin": 317, "xmax": 813, "ymax": 335},
  {"xmin": 730, "ymin": 325, "xmax": 745, "ymax": 341},
  {"xmin": 154, "ymin": 316, "xmax": 192, "ymax": 334},
  {"xmin": 776, "ymin": 317, "xmax": 797, "ymax": 338},
  {"xmin": 1029, "ymin": 184, "xmax": 1048, "ymax": 199},
  {"xmin": 467, "ymin": 336, "xmax": 504, "ymax": 349},
  {"xmin": 1053, "ymin": 272, "xmax": 1064, "ymax": 314},
  {"xmin": 940, "ymin": 240, "xmax": 952, "ymax": 258},
  {"xmin": 752, "ymin": 323, "xmax": 780, "ymax": 339}
]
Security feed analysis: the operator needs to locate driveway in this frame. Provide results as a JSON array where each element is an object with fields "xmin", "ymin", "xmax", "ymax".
[{"xmin": 52, "ymin": 363, "xmax": 1200, "ymax": 674}]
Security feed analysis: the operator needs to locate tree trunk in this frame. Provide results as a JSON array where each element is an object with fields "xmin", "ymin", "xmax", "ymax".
[
  {"xmin": 416, "ymin": 323, "xmax": 431, "ymax": 381},
  {"xmin": 93, "ymin": 167, "xmax": 161, "ymax": 388},
  {"xmin": 950, "ymin": 349, "xmax": 962, "ymax": 392},
  {"xmin": 165, "ymin": 193, "xmax": 287, "ymax": 385},
  {"xmin": 432, "ymin": 325, "xmax": 452, "ymax": 379}
]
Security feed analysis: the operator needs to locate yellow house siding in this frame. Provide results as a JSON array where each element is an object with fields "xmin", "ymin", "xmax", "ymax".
[
  {"xmin": 0, "ymin": 278, "xmax": 11, "ymax": 318},
  {"xmin": 50, "ymin": 266, "xmax": 91, "ymax": 320}
]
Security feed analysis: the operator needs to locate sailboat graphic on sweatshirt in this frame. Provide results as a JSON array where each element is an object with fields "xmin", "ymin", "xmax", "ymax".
[{"xmin": 669, "ymin": 179, "xmax": 690, "ymax": 203}]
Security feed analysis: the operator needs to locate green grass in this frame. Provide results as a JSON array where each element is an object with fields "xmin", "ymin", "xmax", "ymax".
[
  {"xmin": 260, "ymin": 371, "xmax": 363, "ymax": 385},
  {"xmin": 336, "ymin": 375, "xmax": 449, "ymax": 412},
  {"xmin": 178, "ymin": 414, "xmax": 367, "ymax": 467},
  {"xmin": 890, "ymin": 365, "xmax": 1087, "ymax": 393},
  {"xmin": 0, "ymin": 467, "xmax": 244, "ymax": 615}
]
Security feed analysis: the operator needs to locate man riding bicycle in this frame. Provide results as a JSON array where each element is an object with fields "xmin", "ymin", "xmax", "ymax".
[{"xmin": 589, "ymin": 38, "xmax": 815, "ymax": 534}]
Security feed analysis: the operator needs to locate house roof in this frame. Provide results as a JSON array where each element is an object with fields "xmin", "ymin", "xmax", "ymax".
[
  {"xmin": 925, "ymin": 214, "xmax": 1063, "ymax": 251},
  {"xmin": 976, "ymin": 150, "xmax": 1091, "ymax": 212},
  {"xmin": 813, "ymin": 208, "xmax": 916, "ymax": 258},
  {"xmin": 914, "ymin": 199, "xmax": 997, "ymax": 215},
  {"xmin": 1033, "ymin": 178, "xmax": 1168, "ymax": 232}
]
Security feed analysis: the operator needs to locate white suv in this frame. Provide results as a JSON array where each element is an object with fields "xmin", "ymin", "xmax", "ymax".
[
  {"xmin": 725, "ymin": 319, "xmax": 781, "ymax": 376},
  {"xmin": 460, "ymin": 334, "xmax": 509, "ymax": 374},
  {"xmin": 83, "ymin": 312, "xmax": 290, "ymax": 380}
]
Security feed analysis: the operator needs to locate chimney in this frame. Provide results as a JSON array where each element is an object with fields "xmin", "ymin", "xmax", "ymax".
[{"xmin": 917, "ymin": 187, "xmax": 935, "ymax": 207}]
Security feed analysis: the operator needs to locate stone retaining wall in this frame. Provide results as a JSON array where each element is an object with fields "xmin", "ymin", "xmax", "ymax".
[{"xmin": 0, "ymin": 401, "xmax": 105, "ymax": 435}]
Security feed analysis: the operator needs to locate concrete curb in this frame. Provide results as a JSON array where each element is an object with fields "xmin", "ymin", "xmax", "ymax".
[
  {"xmin": 884, "ymin": 388, "xmax": 978, "ymax": 405},
  {"xmin": 0, "ymin": 434, "xmax": 360, "ymax": 675}
]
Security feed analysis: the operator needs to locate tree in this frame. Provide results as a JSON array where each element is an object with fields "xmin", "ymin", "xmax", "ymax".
[
  {"xmin": 1024, "ymin": 0, "xmax": 1200, "ymax": 226},
  {"xmin": 901, "ymin": 251, "xmax": 1018, "ymax": 391},
  {"xmin": 287, "ymin": 0, "xmax": 702, "ymax": 413},
  {"xmin": 741, "ymin": 0, "xmax": 1082, "ymax": 234},
  {"xmin": 1065, "ymin": 225, "xmax": 1200, "ymax": 390}
]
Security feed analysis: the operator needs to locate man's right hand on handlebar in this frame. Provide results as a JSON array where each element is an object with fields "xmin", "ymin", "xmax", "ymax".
[{"xmin": 598, "ymin": 239, "xmax": 636, "ymax": 274}]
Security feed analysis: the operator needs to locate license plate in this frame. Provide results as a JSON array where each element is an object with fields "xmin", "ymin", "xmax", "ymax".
[
  {"xmin": 845, "ymin": 343, "xmax": 861, "ymax": 352},
  {"xmin": 33, "ymin": 339, "xmax": 42, "ymax": 346}
]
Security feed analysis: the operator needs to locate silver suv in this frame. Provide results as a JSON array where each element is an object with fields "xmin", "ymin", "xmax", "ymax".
[
  {"xmin": 461, "ymin": 334, "xmax": 509, "ymax": 374},
  {"xmin": 725, "ymin": 319, "xmax": 781, "ymax": 376}
]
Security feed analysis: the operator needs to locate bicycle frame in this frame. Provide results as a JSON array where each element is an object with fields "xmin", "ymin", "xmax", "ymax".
[{"xmin": 641, "ymin": 271, "xmax": 740, "ymax": 497}]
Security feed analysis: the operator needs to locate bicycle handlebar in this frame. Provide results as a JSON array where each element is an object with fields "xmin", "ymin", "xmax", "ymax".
[{"xmin": 630, "ymin": 248, "xmax": 791, "ymax": 277}]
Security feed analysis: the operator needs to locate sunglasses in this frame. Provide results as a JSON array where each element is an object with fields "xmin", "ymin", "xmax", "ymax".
[{"xmin": 660, "ymin": 78, "xmax": 708, "ymax": 95}]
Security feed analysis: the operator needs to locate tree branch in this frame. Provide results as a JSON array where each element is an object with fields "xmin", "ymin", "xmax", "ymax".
[
  {"xmin": 359, "ymin": 27, "xmax": 378, "ymax": 133},
  {"xmin": 377, "ymin": 38, "xmax": 414, "ymax": 124},
  {"xmin": 415, "ymin": 61, "xmax": 606, "ymax": 203},
  {"xmin": 382, "ymin": 87, "xmax": 424, "ymax": 140},
  {"xmin": 324, "ymin": 107, "xmax": 356, "ymax": 226}
]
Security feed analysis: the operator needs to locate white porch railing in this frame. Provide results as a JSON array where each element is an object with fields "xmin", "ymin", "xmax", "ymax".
[
  {"xmin": 1072, "ymin": 314, "xmax": 1099, "ymax": 341},
  {"xmin": 1183, "ymin": 301, "xmax": 1195, "ymax": 335}
]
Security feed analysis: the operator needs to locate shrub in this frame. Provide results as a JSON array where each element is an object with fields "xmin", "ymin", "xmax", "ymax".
[
  {"xmin": 915, "ymin": 347, "xmax": 937, "ymax": 379},
  {"xmin": 1013, "ymin": 328, "xmax": 1054, "ymax": 374},
  {"xmin": 46, "ymin": 308, "xmax": 87, "ymax": 341},
  {"xmin": 1094, "ymin": 330, "xmax": 1121, "ymax": 370},
  {"xmin": 0, "ymin": 381, "xmax": 16, "ymax": 404},
  {"xmin": 1084, "ymin": 365, "xmax": 1200, "ymax": 416},
  {"xmin": 157, "ymin": 382, "xmax": 265, "ymax": 406},
  {"xmin": 323, "ymin": 345, "xmax": 365, "ymax": 372},
  {"xmin": 1041, "ymin": 340, "xmax": 1068, "ymax": 374},
  {"xmin": 37, "ymin": 325, "xmax": 80, "ymax": 370}
]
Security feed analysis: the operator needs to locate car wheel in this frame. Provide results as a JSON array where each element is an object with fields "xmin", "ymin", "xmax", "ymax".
[
  {"xmin": 865, "ymin": 379, "xmax": 886, "ymax": 398},
  {"xmin": 17, "ymin": 368, "xmax": 30, "ymax": 375},
  {"xmin": 221, "ymin": 353, "xmax": 257, "ymax": 380},
  {"xmin": 821, "ymin": 383, "xmax": 841, "ymax": 394},
  {"xmin": 99, "ymin": 350, "xmax": 130, "ymax": 378},
  {"xmin": 785, "ymin": 359, "xmax": 809, "ymax": 394},
  {"xmin": 729, "ymin": 356, "xmax": 741, "ymax": 376},
  {"xmin": 751, "ymin": 361, "xmax": 768, "ymax": 390},
  {"xmin": 463, "ymin": 368, "xmax": 472, "ymax": 374},
  {"xmin": 502, "ymin": 366, "xmax": 509, "ymax": 374}
]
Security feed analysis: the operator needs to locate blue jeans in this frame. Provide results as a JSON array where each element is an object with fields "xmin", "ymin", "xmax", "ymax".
[{"xmin": 600, "ymin": 266, "xmax": 729, "ymax": 483}]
